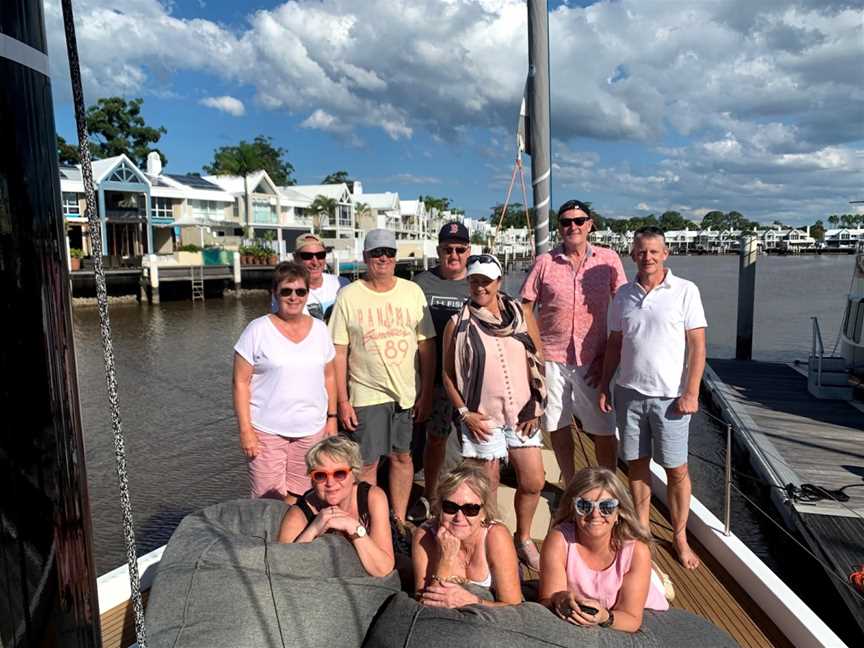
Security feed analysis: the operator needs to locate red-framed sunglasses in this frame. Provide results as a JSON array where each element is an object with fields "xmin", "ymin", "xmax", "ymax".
[{"xmin": 309, "ymin": 466, "xmax": 352, "ymax": 483}]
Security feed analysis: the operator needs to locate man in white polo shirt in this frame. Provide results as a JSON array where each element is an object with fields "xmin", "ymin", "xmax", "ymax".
[{"xmin": 598, "ymin": 226, "xmax": 707, "ymax": 569}]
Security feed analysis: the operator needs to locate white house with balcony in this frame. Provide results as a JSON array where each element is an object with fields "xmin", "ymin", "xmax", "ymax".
[{"xmin": 824, "ymin": 228, "xmax": 864, "ymax": 249}]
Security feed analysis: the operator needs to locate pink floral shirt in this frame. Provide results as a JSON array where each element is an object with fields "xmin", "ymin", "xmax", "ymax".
[{"xmin": 520, "ymin": 245, "xmax": 626, "ymax": 366}]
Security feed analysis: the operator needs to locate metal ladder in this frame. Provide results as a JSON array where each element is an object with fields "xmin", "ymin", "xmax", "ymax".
[
  {"xmin": 191, "ymin": 266, "xmax": 205, "ymax": 302},
  {"xmin": 808, "ymin": 317, "xmax": 852, "ymax": 400}
]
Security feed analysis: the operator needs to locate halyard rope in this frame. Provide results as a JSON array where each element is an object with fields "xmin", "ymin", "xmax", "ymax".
[{"xmin": 60, "ymin": 1, "xmax": 147, "ymax": 645}]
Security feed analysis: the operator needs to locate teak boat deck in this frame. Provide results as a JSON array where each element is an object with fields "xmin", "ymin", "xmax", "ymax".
[{"xmin": 99, "ymin": 431, "xmax": 791, "ymax": 648}]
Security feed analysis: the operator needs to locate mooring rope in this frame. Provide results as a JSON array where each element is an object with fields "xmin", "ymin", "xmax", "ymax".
[{"xmin": 59, "ymin": 2, "xmax": 147, "ymax": 646}]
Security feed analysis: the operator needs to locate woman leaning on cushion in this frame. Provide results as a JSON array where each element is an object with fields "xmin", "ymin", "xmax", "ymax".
[
  {"xmin": 412, "ymin": 464, "xmax": 522, "ymax": 608},
  {"xmin": 278, "ymin": 436, "xmax": 394, "ymax": 577},
  {"xmin": 233, "ymin": 262, "xmax": 338, "ymax": 503},
  {"xmin": 539, "ymin": 467, "xmax": 669, "ymax": 632}
]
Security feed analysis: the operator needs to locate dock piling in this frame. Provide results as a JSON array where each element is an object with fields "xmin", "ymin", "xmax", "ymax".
[
  {"xmin": 735, "ymin": 236, "xmax": 758, "ymax": 360},
  {"xmin": 148, "ymin": 254, "xmax": 160, "ymax": 305},
  {"xmin": 232, "ymin": 252, "xmax": 242, "ymax": 297}
]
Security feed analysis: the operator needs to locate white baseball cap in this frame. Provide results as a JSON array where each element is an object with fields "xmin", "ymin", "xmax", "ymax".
[{"xmin": 466, "ymin": 253, "xmax": 502, "ymax": 280}]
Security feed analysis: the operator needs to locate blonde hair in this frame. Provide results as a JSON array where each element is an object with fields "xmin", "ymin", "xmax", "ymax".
[
  {"xmin": 552, "ymin": 467, "xmax": 651, "ymax": 551},
  {"xmin": 433, "ymin": 463, "xmax": 498, "ymax": 522},
  {"xmin": 304, "ymin": 436, "xmax": 362, "ymax": 480}
]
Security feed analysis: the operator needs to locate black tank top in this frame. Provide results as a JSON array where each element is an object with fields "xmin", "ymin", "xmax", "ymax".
[{"xmin": 296, "ymin": 481, "xmax": 373, "ymax": 533}]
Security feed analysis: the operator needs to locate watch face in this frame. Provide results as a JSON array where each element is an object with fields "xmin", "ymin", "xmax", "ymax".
[{"xmin": 355, "ymin": 525, "xmax": 367, "ymax": 537}]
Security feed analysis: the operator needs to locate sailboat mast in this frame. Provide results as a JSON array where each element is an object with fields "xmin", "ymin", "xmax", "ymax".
[{"xmin": 527, "ymin": 0, "xmax": 552, "ymax": 256}]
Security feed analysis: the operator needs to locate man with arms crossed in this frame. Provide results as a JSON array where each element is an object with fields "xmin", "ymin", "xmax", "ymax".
[
  {"xmin": 598, "ymin": 226, "xmax": 707, "ymax": 569},
  {"xmin": 411, "ymin": 222, "xmax": 471, "ymax": 510},
  {"xmin": 521, "ymin": 199, "xmax": 626, "ymax": 483},
  {"xmin": 330, "ymin": 228, "xmax": 436, "ymax": 522}
]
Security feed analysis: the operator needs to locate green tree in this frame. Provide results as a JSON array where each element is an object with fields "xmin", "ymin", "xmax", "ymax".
[
  {"xmin": 57, "ymin": 135, "xmax": 80, "ymax": 165},
  {"xmin": 204, "ymin": 135, "xmax": 296, "ymax": 186},
  {"xmin": 659, "ymin": 211, "xmax": 690, "ymax": 232},
  {"xmin": 827, "ymin": 214, "xmax": 840, "ymax": 227},
  {"xmin": 322, "ymin": 170, "xmax": 354, "ymax": 192},
  {"xmin": 309, "ymin": 195, "xmax": 338, "ymax": 233},
  {"xmin": 84, "ymin": 97, "xmax": 167, "ymax": 167},
  {"xmin": 420, "ymin": 195, "xmax": 451, "ymax": 212},
  {"xmin": 811, "ymin": 220, "xmax": 825, "ymax": 241}
]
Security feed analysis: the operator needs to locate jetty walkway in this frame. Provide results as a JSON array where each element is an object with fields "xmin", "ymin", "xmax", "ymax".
[{"xmin": 703, "ymin": 358, "xmax": 864, "ymax": 636}]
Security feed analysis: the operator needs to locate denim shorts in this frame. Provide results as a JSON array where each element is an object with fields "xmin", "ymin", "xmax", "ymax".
[
  {"xmin": 614, "ymin": 385, "xmax": 691, "ymax": 468},
  {"xmin": 460, "ymin": 423, "xmax": 542, "ymax": 461}
]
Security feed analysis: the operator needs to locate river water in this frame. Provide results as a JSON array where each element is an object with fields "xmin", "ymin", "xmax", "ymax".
[{"xmin": 72, "ymin": 254, "xmax": 856, "ymax": 634}]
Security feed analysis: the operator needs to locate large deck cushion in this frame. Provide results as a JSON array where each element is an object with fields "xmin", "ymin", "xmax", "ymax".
[
  {"xmin": 362, "ymin": 592, "xmax": 739, "ymax": 648},
  {"xmin": 145, "ymin": 498, "xmax": 401, "ymax": 648}
]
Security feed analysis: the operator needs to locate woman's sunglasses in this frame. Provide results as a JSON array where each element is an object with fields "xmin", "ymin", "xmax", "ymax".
[
  {"xmin": 441, "ymin": 499, "xmax": 482, "ymax": 517},
  {"xmin": 279, "ymin": 287, "xmax": 308, "ymax": 297},
  {"xmin": 559, "ymin": 216, "xmax": 591, "ymax": 229},
  {"xmin": 467, "ymin": 253, "xmax": 501, "ymax": 268},
  {"xmin": 309, "ymin": 466, "xmax": 352, "ymax": 483},
  {"xmin": 368, "ymin": 247, "xmax": 397, "ymax": 259},
  {"xmin": 574, "ymin": 497, "xmax": 619, "ymax": 517},
  {"xmin": 299, "ymin": 251, "xmax": 327, "ymax": 260}
]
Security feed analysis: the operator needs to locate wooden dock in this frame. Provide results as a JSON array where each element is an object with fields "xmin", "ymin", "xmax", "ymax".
[{"xmin": 703, "ymin": 358, "xmax": 864, "ymax": 636}]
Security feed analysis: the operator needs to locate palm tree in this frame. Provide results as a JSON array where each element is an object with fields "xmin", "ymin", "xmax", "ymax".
[{"xmin": 309, "ymin": 195, "xmax": 338, "ymax": 234}]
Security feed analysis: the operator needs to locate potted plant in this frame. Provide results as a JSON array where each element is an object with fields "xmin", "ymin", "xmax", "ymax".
[{"xmin": 69, "ymin": 247, "xmax": 83, "ymax": 271}]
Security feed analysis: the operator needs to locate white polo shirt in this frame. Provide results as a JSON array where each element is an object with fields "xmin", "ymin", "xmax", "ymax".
[{"xmin": 610, "ymin": 269, "xmax": 707, "ymax": 398}]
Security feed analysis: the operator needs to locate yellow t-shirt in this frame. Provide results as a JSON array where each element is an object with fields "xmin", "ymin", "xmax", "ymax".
[{"xmin": 329, "ymin": 277, "xmax": 435, "ymax": 408}]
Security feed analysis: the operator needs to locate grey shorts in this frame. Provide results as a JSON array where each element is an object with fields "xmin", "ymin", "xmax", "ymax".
[
  {"xmin": 348, "ymin": 401, "xmax": 413, "ymax": 465},
  {"xmin": 425, "ymin": 385, "xmax": 456, "ymax": 439},
  {"xmin": 614, "ymin": 385, "xmax": 690, "ymax": 468}
]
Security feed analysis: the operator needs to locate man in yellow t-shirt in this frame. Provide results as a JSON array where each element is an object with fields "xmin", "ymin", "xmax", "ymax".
[{"xmin": 330, "ymin": 228, "xmax": 436, "ymax": 522}]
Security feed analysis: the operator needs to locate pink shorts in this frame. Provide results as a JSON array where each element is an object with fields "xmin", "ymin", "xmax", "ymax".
[{"xmin": 248, "ymin": 428, "xmax": 327, "ymax": 499}]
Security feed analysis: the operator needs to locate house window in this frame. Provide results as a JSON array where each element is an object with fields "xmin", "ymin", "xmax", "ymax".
[
  {"xmin": 151, "ymin": 197, "xmax": 173, "ymax": 220},
  {"xmin": 190, "ymin": 200, "xmax": 224, "ymax": 221},
  {"xmin": 62, "ymin": 192, "xmax": 81, "ymax": 217},
  {"xmin": 252, "ymin": 198, "xmax": 277, "ymax": 224},
  {"xmin": 107, "ymin": 160, "xmax": 141, "ymax": 184}
]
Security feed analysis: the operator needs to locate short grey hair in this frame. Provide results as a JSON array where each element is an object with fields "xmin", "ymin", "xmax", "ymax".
[{"xmin": 305, "ymin": 436, "xmax": 362, "ymax": 480}]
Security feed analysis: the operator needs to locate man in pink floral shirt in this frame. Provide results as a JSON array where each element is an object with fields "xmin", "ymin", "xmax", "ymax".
[{"xmin": 521, "ymin": 199, "xmax": 627, "ymax": 483}]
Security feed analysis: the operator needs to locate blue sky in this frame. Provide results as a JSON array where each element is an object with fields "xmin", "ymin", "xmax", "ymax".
[{"xmin": 47, "ymin": 0, "xmax": 863, "ymax": 225}]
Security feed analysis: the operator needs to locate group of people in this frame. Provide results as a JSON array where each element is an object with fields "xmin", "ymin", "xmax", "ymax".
[{"xmin": 232, "ymin": 198, "xmax": 707, "ymax": 629}]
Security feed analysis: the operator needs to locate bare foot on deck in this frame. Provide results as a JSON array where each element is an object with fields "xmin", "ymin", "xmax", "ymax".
[{"xmin": 674, "ymin": 537, "xmax": 700, "ymax": 570}]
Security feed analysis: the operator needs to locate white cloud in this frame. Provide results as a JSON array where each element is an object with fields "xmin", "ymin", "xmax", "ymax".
[
  {"xmin": 43, "ymin": 0, "xmax": 863, "ymax": 223},
  {"xmin": 384, "ymin": 174, "xmax": 442, "ymax": 185},
  {"xmin": 199, "ymin": 96, "xmax": 245, "ymax": 116}
]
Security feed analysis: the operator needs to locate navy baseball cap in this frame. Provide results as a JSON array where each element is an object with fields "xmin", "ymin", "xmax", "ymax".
[{"xmin": 438, "ymin": 221, "xmax": 470, "ymax": 244}]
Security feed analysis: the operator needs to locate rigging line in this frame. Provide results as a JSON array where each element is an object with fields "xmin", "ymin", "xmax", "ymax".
[
  {"xmin": 729, "ymin": 483, "xmax": 864, "ymax": 603},
  {"xmin": 60, "ymin": 2, "xmax": 147, "ymax": 646}
]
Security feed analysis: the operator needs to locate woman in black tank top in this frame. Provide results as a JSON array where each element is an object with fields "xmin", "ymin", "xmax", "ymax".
[{"xmin": 278, "ymin": 437, "xmax": 395, "ymax": 577}]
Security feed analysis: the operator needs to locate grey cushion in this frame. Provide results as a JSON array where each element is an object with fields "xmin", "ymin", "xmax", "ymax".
[
  {"xmin": 362, "ymin": 592, "xmax": 740, "ymax": 648},
  {"xmin": 145, "ymin": 499, "xmax": 402, "ymax": 648}
]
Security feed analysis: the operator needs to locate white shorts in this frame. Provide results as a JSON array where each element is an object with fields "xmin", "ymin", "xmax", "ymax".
[
  {"xmin": 543, "ymin": 361, "xmax": 617, "ymax": 436},
  {"xmin": 460, "ymin": 425, "xmax": 542, "ymax": 461}
]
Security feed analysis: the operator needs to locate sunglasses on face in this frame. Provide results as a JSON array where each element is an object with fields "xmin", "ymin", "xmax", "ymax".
[
  {"xmin": 442, "ymin": 245, "xmax": 468, "ymax": 255},
  {"xmin": 559, "ymin": 216, "xmax": 591, "ymax": 229},
  {"xmin": 441, "ymin": 499, "xmax": 482, "ymax": 517},
  {"xmin": 467, "ymin": 254, "xmax": 501, "ymax": 268},
  {"xmin": 299, "ymin": 251, "xmax": 327, "ymax": 260},
  {"xmin": 310, "ymin": 466, "xmax": 352, "ymax": 483},
  {"xmin": 368, "ymin": 247, "xmax": 397, "ymax": 259},
  {"xmin": 279, "ymin": 287, "xmax": 309, "ymax": 298},
  {"xmin": 574, "ymin": 497, "xmax": 619, "ymax": 517}
]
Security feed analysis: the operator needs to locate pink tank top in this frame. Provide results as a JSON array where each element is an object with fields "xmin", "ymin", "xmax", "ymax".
[
  {"xmin": 475, "ymin": 326, "xmax": 531, "ymax": 428},
  {"xmin": 558, "ymin": 522, "xmax": 669, "ymax": 611}
]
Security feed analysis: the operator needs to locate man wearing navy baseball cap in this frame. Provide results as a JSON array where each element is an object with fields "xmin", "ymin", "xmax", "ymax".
[{"xmin": 410, "ymin": 221, "xmax": 472, "ymax": 516}]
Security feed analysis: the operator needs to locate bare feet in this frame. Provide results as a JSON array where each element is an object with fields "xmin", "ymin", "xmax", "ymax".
[{"xmin": 674, "ymin": 536, "xmax": 700, "ymax": 570}]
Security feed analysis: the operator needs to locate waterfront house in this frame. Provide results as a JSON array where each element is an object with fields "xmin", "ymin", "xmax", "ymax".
[{"xmin": 824, "ymin": 228, "xmax": 864, "ymax": 250}]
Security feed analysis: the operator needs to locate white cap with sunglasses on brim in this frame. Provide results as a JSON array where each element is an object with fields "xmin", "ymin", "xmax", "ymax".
[
  {"xmin": 364, "ymin": 228, "xmax": 397, "ymax": 252},
  {"xmin": 466, "ymin": 253, "xmax": 502, "ymax": 280}
]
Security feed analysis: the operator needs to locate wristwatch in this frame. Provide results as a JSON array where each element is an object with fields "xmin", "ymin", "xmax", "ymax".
[
  {"xmin": 598, "ymin": 610, "xmax": 614, "ymax": 628},
  {"xmin": 457, "ymin": 406, "xmax": 469, "ymax": 420},
  {"xmin": 350, "ymin": 524, "xmax": 367, "ymax": 540}
]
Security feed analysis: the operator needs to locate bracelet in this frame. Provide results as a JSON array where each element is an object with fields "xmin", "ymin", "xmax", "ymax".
[
  {"xmin": 327, "ymin": 413, "xmax": 337, "ymax": 418},
  {"xmin": 431, "ymin": 574, "xmax": 467, "ymax": 585}
]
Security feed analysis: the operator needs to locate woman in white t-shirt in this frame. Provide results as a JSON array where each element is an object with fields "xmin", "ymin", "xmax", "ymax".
[{"xmin": 233, "ymin": 262, "xmax": 337, "ymax": 503}]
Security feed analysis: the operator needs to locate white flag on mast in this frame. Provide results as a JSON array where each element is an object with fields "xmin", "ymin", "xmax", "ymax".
[{"xmin": 517, "ymin": 81, "xmax": 531, "ymax": 155}]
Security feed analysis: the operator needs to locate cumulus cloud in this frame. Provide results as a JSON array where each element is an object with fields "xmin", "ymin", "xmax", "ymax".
[
  {"xmin": 43, "ymin": 0, "xmax": 863, "ymax": 223},
  {"xmin": 199, "ymin": 96, "xmax": 245, "ymax": 116}
]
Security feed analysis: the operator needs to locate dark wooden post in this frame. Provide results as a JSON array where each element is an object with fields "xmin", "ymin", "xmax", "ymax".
[{"xmin": 736, "ymin": 236, "xmax": 758, "ymax": 360}]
